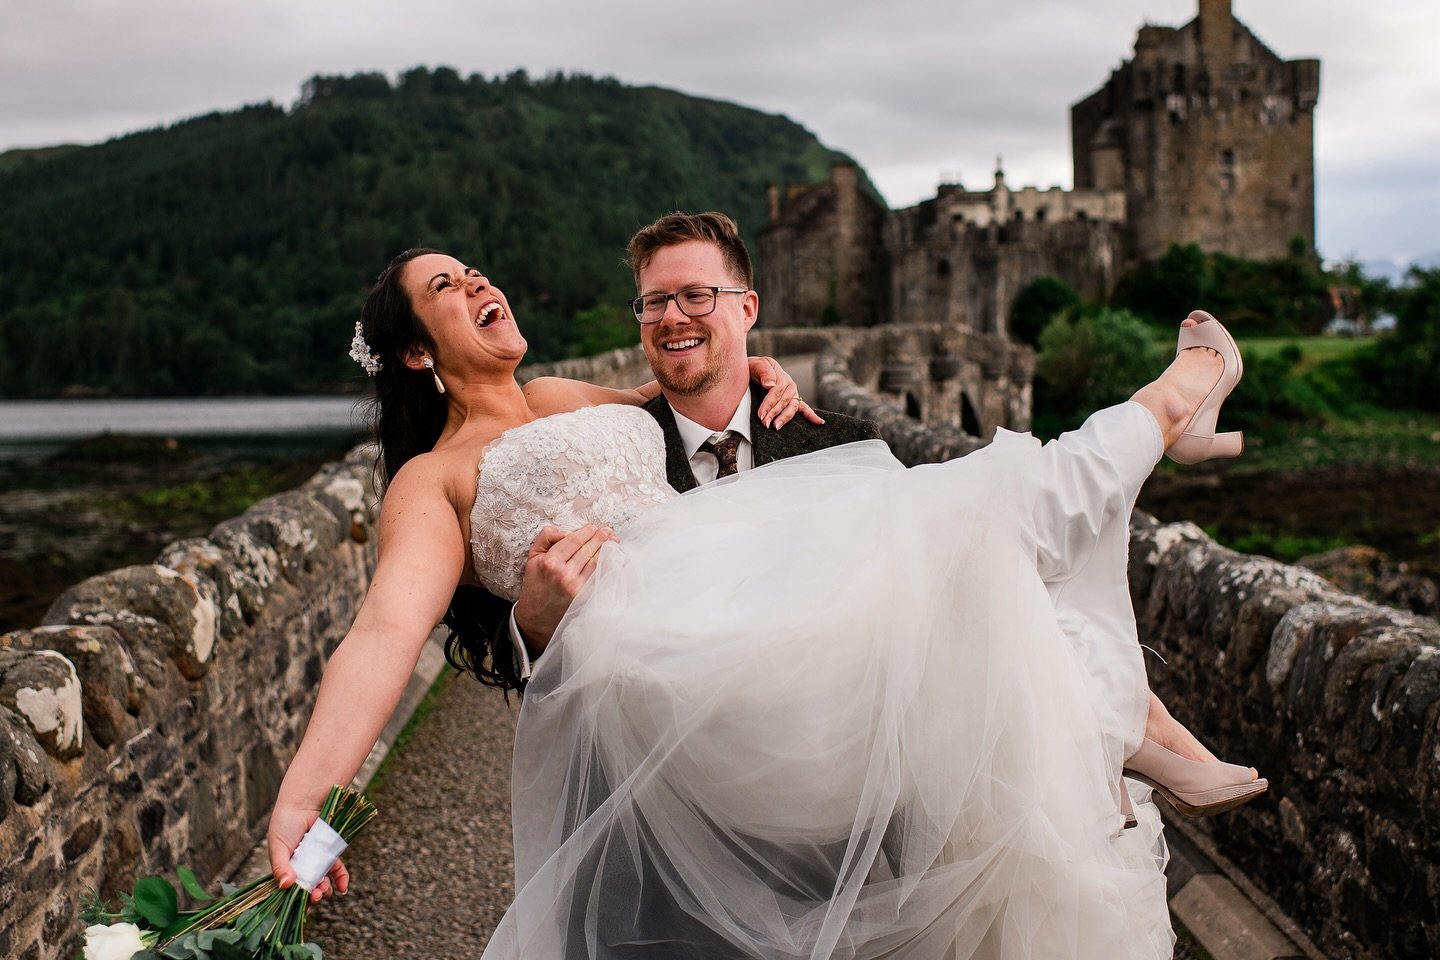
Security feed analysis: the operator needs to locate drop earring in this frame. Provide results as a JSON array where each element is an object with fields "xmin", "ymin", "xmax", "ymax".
[{"xmin": 422, "ymin": 356, "xmax": 445, "ymax": 394}]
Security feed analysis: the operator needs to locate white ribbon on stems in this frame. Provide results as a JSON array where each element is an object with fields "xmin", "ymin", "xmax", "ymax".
[{"xmin": 288, "ymin": 818, "xmax": 348, "ymax": 892}]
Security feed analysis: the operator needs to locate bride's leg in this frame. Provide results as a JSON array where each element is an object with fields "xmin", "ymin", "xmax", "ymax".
[{"xmin": 1027, "ymin": 317, "xmax": 1236, "ymax": 804}]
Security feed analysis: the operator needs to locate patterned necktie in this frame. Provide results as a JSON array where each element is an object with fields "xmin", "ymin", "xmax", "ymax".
[{"xmin": 699, "ymin": 431, "xmax": 742, "ymax": 479}]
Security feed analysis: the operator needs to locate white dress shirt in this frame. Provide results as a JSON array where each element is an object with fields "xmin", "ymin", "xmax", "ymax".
[
  {"xmin": 672, "ymin": 391, "xmax": 755, "ymax": 484},
  {"xmin": 508, "ymin": 393, "xmax": 756, "ymax": 680}
]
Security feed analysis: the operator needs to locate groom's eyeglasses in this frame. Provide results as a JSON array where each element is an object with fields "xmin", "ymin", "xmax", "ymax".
[{"xmin": 630, "ymin": 286, "xmax": 748, "ymax": 324}]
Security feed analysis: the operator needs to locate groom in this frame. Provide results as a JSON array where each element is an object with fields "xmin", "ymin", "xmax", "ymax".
[
  {"xmin": 500, "ymin": 211, "xmax": 881, "ymax": 958},
  {"xmin": 499, "ymin": 211, "xmax": 879, "ymax": 668}
]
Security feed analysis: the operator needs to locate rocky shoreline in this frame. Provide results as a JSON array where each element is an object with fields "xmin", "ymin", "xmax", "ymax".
[{"xmin": 0, "ymin": 433, "xmax": 361, "ymax": 633}]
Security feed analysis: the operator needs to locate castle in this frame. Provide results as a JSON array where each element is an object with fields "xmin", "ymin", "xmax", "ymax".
[{"xmin": 758, "ymin": 0, "xmax": 1320, "ymax": 334}]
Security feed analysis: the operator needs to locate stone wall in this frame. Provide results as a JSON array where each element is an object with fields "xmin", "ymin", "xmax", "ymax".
[
  {"xmin": 0, "ymin": 448, "xmax": 381, "ymax": 960},
  {"xmin": 1129, "ymin": 514, "xmax": 1439, "ymax": 958},
  {"xmin": 759, "ymin": 163, "xmax": 1125, "ymax": 338},
  {"xmin": 884, "ymin": 180, "xmax": 1126, "ymax": 335}
]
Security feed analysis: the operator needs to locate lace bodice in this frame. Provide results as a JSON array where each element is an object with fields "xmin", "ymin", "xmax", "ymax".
[{"xmin": 470, "ymin": 404, "xmax": 677, "ymax": 600}]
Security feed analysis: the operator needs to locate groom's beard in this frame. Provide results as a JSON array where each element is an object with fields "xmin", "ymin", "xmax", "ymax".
[
  {"xmin": 654, "ymin": 361, "xmax": 725, "ymax": 397},
  {"xmin": 647, "ymin": 331, "xmax": 740, "ymax": 398}
]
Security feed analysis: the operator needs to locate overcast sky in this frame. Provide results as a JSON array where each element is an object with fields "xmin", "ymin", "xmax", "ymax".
[{"xmin": 2, "ymin": 0, "xmax": 1436, "ymax": 267}]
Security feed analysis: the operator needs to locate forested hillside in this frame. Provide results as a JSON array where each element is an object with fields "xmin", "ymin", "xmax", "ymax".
[{"xmin": 0, "ymin": 68, "xmax": 865, "ymax": 397}]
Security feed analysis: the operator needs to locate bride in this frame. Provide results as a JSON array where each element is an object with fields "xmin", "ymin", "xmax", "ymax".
[{"xmin": 268, "ymin": 217, "xmax": 1264, "ymax": 958}]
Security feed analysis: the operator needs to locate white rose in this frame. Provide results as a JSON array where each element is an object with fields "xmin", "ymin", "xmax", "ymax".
[{"xmin": 82, "ymin": 922, "xmax": 149, "ymax": 960}]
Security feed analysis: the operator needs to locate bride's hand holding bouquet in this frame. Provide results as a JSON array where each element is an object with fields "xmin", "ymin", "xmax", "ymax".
[{"xmin": 78, "ymin": 785, "xmax": 373, "ymax": 960}]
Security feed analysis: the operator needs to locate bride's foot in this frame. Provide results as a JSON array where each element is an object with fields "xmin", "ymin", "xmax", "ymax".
[
  {"xmin": 1124, "ymin": 738, "xmax": 1268, "ymax": 817},
  {"xmin": 1128, "ymin": 692, "xmax": 1266, "ymax": 817},
  {"xmin": 1131, "ymin": 311, "xmax": 1243, "ymax": 462},
  {"xmin": 1144, "ymin": 690, "xmax": 1219, "ymax": 765}
]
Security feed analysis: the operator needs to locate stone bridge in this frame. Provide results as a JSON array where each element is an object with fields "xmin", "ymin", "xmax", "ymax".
[{"xmin": 2, "ymin": 328, "xmax": 1436, "ymax": 958}]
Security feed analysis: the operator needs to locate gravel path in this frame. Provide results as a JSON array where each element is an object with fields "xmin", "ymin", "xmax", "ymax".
[{"xmin": 306, "ymin": 673, "xmax": 519, "ymax": 957}]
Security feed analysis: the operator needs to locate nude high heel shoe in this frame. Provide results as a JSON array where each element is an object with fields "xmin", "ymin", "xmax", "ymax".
[
  {"xmin": 1123, "ymin": 738, "xmax": 1268, "ymax": 817},
  {"xmin": 1166, "ymin": 309, "xmax": 1245, "ymax": 465}
]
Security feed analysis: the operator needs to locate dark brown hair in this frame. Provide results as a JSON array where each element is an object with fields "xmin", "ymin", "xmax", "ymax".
[
  {"xmin": 358, "ymin": 248, "xmax": 445, "ymax": 486},
  {"xmin": 625, "ymin": 211, "xmax": 753, "ymax": 289}
]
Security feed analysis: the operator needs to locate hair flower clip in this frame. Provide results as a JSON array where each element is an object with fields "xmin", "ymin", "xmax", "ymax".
[{"xmin": 349, "ymin": 321, "xmax": 382, "ymax": 376}]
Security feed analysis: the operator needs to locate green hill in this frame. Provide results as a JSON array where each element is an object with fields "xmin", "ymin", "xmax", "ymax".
[{"xmin": 0, "ymin": 67, "xmax": 869, "ymax": 397}]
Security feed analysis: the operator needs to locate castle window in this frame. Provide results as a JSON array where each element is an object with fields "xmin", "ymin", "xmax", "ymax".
[
  {"xmin": 1219, "ymin": 149, "xmax": 1237, "ymax": 195},
  {"xmin": 1166, "ymin": 93, "xmax": 1186, "ymax": 124},
  {"xmin": 1074, "ymin": 210, "xmax": 1088, "ymax": 222},
  {"xmin": 1035, "ymin": 207, "xmax": 1047, "ymax": 222},
  {"xmin": 1291, "ymin": 173, "xmax": 1300, "ymax": 190},
  {"xmin": 936, "ymin": 259, "xmax": 951, "ymax": 278}
]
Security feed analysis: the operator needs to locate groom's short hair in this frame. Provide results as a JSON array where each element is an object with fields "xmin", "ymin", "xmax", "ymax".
[{"xmin": 626, "ymin": 211, "xmax": 754, "ymax": 290}]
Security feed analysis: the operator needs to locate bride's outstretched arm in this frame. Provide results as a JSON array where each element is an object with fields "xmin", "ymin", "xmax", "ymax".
[{"xmin": 266, "ymin": 458, "xmax": 466, "ymax": 899}]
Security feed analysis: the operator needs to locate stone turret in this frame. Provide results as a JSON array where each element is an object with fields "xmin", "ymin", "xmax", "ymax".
[
  {"xmin": 1071, "ymin": 0, "xmax": 1319, "ymax": 261},
  {"xmin": 1198, "ymin": 0, "xmax": 1234, "ymax": 71}
]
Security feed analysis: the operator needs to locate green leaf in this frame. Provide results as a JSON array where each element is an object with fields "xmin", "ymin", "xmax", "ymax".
[
  {"xmin": 176, "ymin": 866, "xmax": 213, "ymax": 903},
  {"xmin": 159, "ymin": 939, "xmax": 196, "ymax": 960},
  {"xmin": 208, "ymin": 940, "xmax": 254, "ymax": 960},
  {"xmin": 132, "ymin": 876, "xmax": 180, "ymax": 929}
]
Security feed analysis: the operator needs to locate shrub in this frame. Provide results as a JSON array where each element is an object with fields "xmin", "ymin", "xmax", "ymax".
[
  {"xmin": 1351, "ymin": 267, "xmax": 1440, "ymax": 411},
  {"xmin": 1033, "ymin": 308, "xmax": 1162, "ymax": 436},
  {"xmin": 1009, "ymin": 277, "xmax": 1081, "ymax": 347}
]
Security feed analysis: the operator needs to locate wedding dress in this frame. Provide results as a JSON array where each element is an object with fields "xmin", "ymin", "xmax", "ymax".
[{"xmin": 472, "ymin": 402, "xmax": 1173, "ymax": 959}]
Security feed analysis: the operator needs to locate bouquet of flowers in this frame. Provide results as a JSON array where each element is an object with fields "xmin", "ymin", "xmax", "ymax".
[{"xmin": 79, "ymin": 786, "xmax": 376, "ymax": 960}]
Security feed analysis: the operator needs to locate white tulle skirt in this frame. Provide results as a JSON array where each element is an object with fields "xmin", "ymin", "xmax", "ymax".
[{"xmin": 486, "ymin": 403, "xmax": 1174, "ymax": 959}]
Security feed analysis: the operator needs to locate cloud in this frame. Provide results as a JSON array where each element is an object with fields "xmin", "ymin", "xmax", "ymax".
[{"xmin": 1, "ymin": 0, "xmax": 1435, "ymax": 263}]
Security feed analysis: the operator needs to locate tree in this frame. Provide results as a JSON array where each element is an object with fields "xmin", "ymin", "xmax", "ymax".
[
  {"xmin": 1010, "ymin": 277, "xmax": 1082, "ymax": 347},
  {"xmin": 1353, "ymin": 267, "xmax": 1440, "ymax": 411},
  {"xmin": 1033, "ymin": 309, "xmax": 1162, "ymax": 436},
  {"xmin": 570, "ymin": 304, "xmax": 640, "ymax": 357}
]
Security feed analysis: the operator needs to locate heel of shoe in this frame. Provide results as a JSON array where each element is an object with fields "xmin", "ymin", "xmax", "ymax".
[
  {"xmin": 1118, "ymin": 776, "xmax": 1138, "ymax": 832},
  {"xmin": 1167, "ymin": 429, "xmax": 1244, "ymax": 465}
]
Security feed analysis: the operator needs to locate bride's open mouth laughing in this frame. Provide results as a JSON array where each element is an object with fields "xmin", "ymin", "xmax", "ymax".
[{"xmin": 476, "ymin": 300, "xmax": 506, "ymax": 328}]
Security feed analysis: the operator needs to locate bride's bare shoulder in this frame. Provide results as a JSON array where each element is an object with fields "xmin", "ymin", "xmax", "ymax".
[
  {"xmin": 522, "ymin": 376, "xmax": 600, "ymax": 416},
  {"xmin": 386, "ymin": 443, "xmax": 482, "ymax": 513}
]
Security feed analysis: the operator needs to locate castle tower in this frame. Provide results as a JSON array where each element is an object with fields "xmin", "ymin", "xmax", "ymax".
[
  {"xmin": 756, "ymin": 164, "xmax": 887, "ymax": 326},
  {"xmin": 1071, "ymin": 0, "xmax": 1320, "ymax": 262}
]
